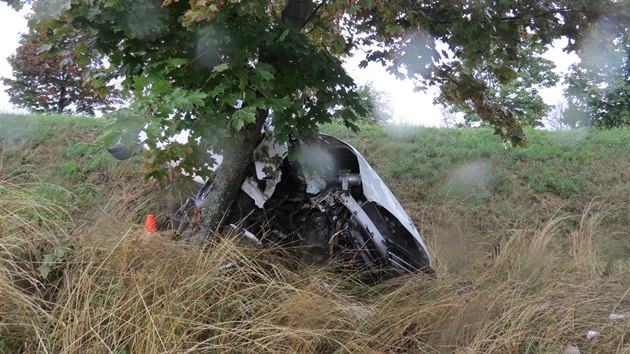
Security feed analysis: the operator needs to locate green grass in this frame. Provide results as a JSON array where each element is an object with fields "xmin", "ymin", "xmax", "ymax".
[{"xmin": 1, "ymin": 114, "xmax": 629, "ymax": 353}]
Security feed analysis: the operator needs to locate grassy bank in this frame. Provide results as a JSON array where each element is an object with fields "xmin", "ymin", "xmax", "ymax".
[{"xmin": 1, "ymin": 113, "xmax": 629, "ymax": 353}]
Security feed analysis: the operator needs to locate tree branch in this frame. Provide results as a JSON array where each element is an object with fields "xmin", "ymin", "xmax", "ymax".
[
  {"xmin": 299, "ymin": 0, "xmax": 328, "ymax": 31},
  {"xmin": 281, "ymin": 0, "xmax": 313, "ymax": 30}
]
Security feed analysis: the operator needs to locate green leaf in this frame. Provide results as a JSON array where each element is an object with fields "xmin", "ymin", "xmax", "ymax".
[
  {"xmin": 496, "ymin": 66, "xmax": 517, "ymax": 84},
  {"xmin": 187, "ymin": 90, "xmax": 208, "ymax": 106},
  {"xmin": 165, "ymin": 58, "xmax": 189, "ymax": 67},
  {"xmin": 59, "ymin": 239, "xmax": 72, "ymax": 250},
  {"xmin": 38, "ymin": 264, "xmax": 51, "ymax": 279},
  {"xmin": 170, "ymin": 88, "xmax": 191, "ymax": 110},
  {"xmin": 132, "ymin": 75, "xmax": 151, "ymax": 93},
  {"xmin": 230, "ymin": 107, "xmax": 256, "ymax": 131},
  {"xmin": 385, "ymin": 25, "xmax": 403, "ymax": 35},
  {"xmin": 151, "ymin": 80, "xmax": 172, "ymax": 95},
  {"xmin": 146, "ymin": 170, "xmax": 168, "ymax": 180},
  {"xmin": 208, "ymin": 83, "xmax": 227, "ymax": 98},
  {"xmin": 37, "ymin": 44, "xmax": 52, "ymax": 53},
  {"xmin": 212, "ymin": 63, "xmax": 230, "ymax": 73},
  {"xmin": 54, "ymin": 247, "xmax": 65, "ymax": 258},
  {"xmin": 255, "ymin": 64, "xmax": 275, "ymax": 81},
  {"xmin": 347, "ymin": 5, "xmax": 360, "ymax": 14},
  {"xmin": 277, "ymin": 29, "xmax": 290, "ymax": 42},
  {"xmin": 43, "ymin": 254, "xmax": 55, "ymax": 263},
  {"xmin": 231, "ymin": 117, "xmax": 244, "ymax": 131}
]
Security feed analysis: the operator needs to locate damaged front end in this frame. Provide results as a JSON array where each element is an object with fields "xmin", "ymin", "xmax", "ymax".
[{"xmin": 194, "ymin": 132, "xmax": 433, "ymax": 280}]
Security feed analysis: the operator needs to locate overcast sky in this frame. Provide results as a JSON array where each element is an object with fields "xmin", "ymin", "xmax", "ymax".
[
  {"xmin": 0, "ymin": 3, "xmax": 578, "ymax": 126},
  {"xmin": 0, "ymin": 3, "xmax": 29, "ymax": 114}
]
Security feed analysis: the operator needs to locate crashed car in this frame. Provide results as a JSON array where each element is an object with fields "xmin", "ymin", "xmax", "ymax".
[{"xmin": 109, "ymin": 128, "xmax": 433, "ymax": 280}]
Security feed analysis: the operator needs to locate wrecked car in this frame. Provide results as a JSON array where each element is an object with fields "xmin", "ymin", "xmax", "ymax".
[{"xmin": 109, "ymin": 128, "xmax": 433, "ymax": 280}]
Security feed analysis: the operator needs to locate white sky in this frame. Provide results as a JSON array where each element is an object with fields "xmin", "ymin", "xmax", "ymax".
[
  {"xmin": 0, "ymin": 3, "xmax": 29, "ymax": 114},
  {"xmin": 0, "ymin": 3, "xmax": 578, "ymax": 125}
]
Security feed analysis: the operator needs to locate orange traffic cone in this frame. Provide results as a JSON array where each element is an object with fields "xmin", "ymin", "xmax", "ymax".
[{"xmin": 144, "ymin": 214, "xmax": 157, "ymax": 233}]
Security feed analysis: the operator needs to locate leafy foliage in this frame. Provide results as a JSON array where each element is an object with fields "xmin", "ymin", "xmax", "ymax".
[
  {"xmin": 439, "ymin": 40, "xmax": 559, "ymax": 127},
  {"xmin": 565, "ymin": 26, "xmax": 629, "ymax": 128},
  {"xmin": 343, "ymin": 0, "xmax": 626, "ymax": 144},
  {"xmin": 337, "ymin": 82, "xmax": 394, "ymax": 124},
  {"xmin": 2, "ymin": 31, "xmax": 120, "ymax": 115},
  {"xmin": 543, "ymin": 100, "xmax": 573, "ymax": 131},
  {"xmin": 33, "ymin": 0, "xmax": 367, "ymax": 182}
]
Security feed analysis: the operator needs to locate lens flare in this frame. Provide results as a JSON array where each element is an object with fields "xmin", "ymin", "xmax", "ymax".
[
  {"xmin": 124, "ymin": 0, "xmax": 167, "ymax": 40},
  {"xmin": 444, "ymin": 161, "xmax": 493, "ymax": 197},
  {"xmin": 194, "ymin": 25, "xmax": 229, "ymax": 69}
]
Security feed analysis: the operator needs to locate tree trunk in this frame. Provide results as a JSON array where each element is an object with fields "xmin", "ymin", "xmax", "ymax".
[
  {"xmin": 57, "ymin": 84, "xmax": 67, "ymax": 114},
  {"xmin": 193, "ymin": 0, "xmax": 314, "ymax": 245},
  {"xmin": 193, "ymin": 109, "xmax": 267, "ymax": 245},
  {"xmin": 281, "ymin": 0, "xmax": 312, "ymax": 28}
]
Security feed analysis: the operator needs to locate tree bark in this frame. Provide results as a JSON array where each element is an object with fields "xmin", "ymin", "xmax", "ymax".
[
  {"xmin": 57, "ymin": 84, "xmax": 67, "ymax": 113},
  {"xmin": 281, "ymin": 0, "xmax": 313, "ymax": 29},
  {"xmin": 193, "ymin": 0, "xmax": 314, "ymax": 245},
  {"xmin": 193, "ymin": 109, "xmax": 267, "ymax": 245}
]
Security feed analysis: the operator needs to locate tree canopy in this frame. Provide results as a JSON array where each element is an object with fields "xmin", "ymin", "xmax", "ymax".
[
  {"xmin": 565, "ymin": 23, "xmax": 629, "ymax": 128},
  {"xmin": 2, "ymin": 31, "xmax": 120, "ymax": 115},
  {"xmin": 338, "ymin": 82, "xmax": 394, "ymax": 124},
  {"xmin": 439, "ymin": 40, "xmax": 559, "ymax": 127}
]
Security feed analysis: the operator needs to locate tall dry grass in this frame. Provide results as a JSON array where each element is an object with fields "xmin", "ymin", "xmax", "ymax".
[
  {"xmin": 0, "ymin": 171, "xmax": 73, "ymax": 352},
  {"xmin": 43, "ymin": 233, "xmax": 378, "ymax": 353},
  {"xmin": 569, "ymin": 200, "xmax": 606, "ymax": 278},
  {"xmin": 0, "ymin": 174, "xmax": 375, "ymax": 353},
  {"xmin": 1, "ymin": 172, "xmax": 629, "ymax": 353},
  {"xmin": 349, "ymin": 202, "xmax": 629, "ymax": 353}
]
